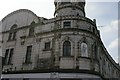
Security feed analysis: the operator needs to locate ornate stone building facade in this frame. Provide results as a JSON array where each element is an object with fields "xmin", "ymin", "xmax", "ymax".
[{"xmin": 1, "ymin": 0, "xmax": 120, "ymax": 80}]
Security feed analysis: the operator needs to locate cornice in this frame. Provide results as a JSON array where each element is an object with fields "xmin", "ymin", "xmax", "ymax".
[
  {"xmin": 2, "ymin": 69, "xmax": 104, "ymax": 79},
  {"xmin": 43, "ymin": 15, "xmax": 96, "ymax": 26}
]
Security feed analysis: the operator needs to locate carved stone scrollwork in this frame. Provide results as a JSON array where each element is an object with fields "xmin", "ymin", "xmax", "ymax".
[
  {"xmin": 56, "ymin": 33, "xmax": 61, "ymax": 39},
  {"xmin": 64, "ymin": 36, "xmax": 70, "ymax": 41}
]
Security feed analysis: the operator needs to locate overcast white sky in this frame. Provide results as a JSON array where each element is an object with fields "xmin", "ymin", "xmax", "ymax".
[{"xmin": 0, "ymin": 0, "xmax": 119, "ymax": 63}]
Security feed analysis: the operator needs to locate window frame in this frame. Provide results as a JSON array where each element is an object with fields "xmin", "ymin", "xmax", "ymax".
[
  {"xmin": 7, "ymin": 48, "xmax": 14, "ymax": 65},
  {"xmin": 4, "ymin": 48, "xmax": 14, "ymax": 65},
  {"xmin": 28, "ymin": 21, "xmax": 35, "ymax": 37},
  {"xmin": 8, "ymin": 24, "xmax": 17, "ymax": 41},
  {"xmin": 44, "ymin": 42, "xmax": 51, "ymax": 50},
  {"xmin": 63, "ymin": 41, "xmax": 71, "ymax": 57},
  {"xmin": 63, "ymin": 21, "xmax": 71, "ymax": 28},
  {"xmin": 28, "ymin": 27, "xmax": 34, "ymax": 37},
  {"xmin": 4, "ymin": 49, "xmax": 9, "ymax": 65},
  {"xmin": 25, "ymin": 45, "xmax": 32, "ymax": 64}
]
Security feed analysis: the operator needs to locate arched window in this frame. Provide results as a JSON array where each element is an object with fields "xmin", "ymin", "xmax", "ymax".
[
  {"xmin": 81, "ymin": 42, "xmax": 88, "ymax": 57},
  {"xmin": 31, "ymin": 21, "xmax": 35, "ymax": 25},
  {"xmin": 63, "ymin": 41, "xmax": 71, "ymax": 56},
  {"xmin": 8, "ymin": 24, "xmax": 17, "ymax": 40}
]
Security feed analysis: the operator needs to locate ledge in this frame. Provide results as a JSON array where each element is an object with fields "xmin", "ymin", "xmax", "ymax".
[
  {"xmin": 42, "ymin": 49, "xmax": 52, "ymax": 51},
  {"xmin": 20, "ymin": 36, "xmax": 27, "ymax": 39},
  {"xmin": 7, "ymin": 39, "xmax": 16, "ymax": 42},
  {"xmin": 3, "ymin": 64, "xmax": 13, "ymax": 67},
  {"xmin": 2, "ymin": 69, "xmax": 104, "ymax": 79},
  {"xmin": 60, "ymin": 56, "xmax": 74, "ymax": 58},
  {"xmin": 78, "ymin": 56, "xmax": 90, "ymax": 59}
]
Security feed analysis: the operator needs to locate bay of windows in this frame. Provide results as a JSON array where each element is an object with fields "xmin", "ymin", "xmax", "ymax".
[{"xmin": 4, "ymin": 48, "xmax": 14, "ymax": 65}]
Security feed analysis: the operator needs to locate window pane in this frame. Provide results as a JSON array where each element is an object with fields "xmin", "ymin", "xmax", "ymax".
[
  {"xmin": 45, "ymin": 42, "xmax": 51, "ymax": 50},
  {"xmin": 4, "ymin": 49, "xmax": 9, "ymax": 65},
  {"xmin": 11, "ymin": 24, "xmax": 17, "ymax": 29},
  {"xmin": 25, "ymin": 46, "xmax": 32, "ymax": 63},
  {"xmin": 8, "ymin": 24, "xmax": 17, "ymax": 40},
  {"xmin": 63, "ymin": 41, "xmax": 71, "ymax": 56},
  {"xmin": 13, "ymin": 31, "xmax": 16, "ymax": 40},
  {"xmin": 63, "ymin": 21, "xmax": 71, "ymax": 28},
  {"xmin": 29, "ymin": 27, "xmax": 34, "ymax": 36},
  {"xmin": 8, "ymin": 33, "xmax": 12, "ymax": 40},
  {"xmin": 8, "ymin": 48, "xmax": 14, "ymax": 65}
]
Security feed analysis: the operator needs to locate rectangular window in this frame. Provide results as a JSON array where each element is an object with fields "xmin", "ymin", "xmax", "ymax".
[
  {"xmin": 4, "ymin": 48, "xmax": 14, "ymax": 65},
  {"xmin": 45, "ymin": 42, "xmax": 51, "ymax": 50},
  {"xmin": 25, "ymin": 46, "xmax": 32, "ymax": 63},
  {"xmin": 8, "ymin": 33, "xmax": 12, "ymax": 40},
  {"xmin": 13, "ymin": 32, "xmax": 16, "ymax": 40},
  {"xmin": 29, "ymin": 27, "xmax": 34, "ymax": 37},
  {"xmin": 63, "ymin": 21, "xmax": 71, "ymax": 28},
  {"xmin": 8, "ymin": 32, "xmax": 16, "ymax": 40},
  {"xmin": 4, "ymin": 49, "xmax": 9, "ymax": 65},
  {"xmin": 8, "ymin": 48, "xmax": 14, "ymax": 65}
]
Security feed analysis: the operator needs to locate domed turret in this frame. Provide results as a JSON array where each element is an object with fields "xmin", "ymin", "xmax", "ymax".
[{"xmin": 54, "ymin": 0, "xmax": 86, "ymax": 17}]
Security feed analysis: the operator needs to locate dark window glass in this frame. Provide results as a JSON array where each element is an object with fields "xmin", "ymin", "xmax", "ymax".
[
  {"xmin": 13, "ymin": 32, "xmax": 16, "ymax": 40},
  {"xmin": 63, "ymin": 21, "xmax": 71, "ymax": 28},
  {"xmin": 45, "ymin": 42, "xmax": 51, "ymax": 50},
  {"xmin": 4, "ymin": 49, "xmax": 9, "ymax": 65},
  {"xmin": 11, "ymin": 24, "xmax": 17, "ymax": 29},
  {"xmin": 93, "ymin": 27, "xmax": 95, "ymax": 33},
  {"xmin": 29, "ymin": 21, "xmax": 35, "ymax": 36},
  {"xmin": 25, "ymin": 46, "xmax": 32, "ymax": 63},
  {"xmin": 29, "ymin": 27, "xmax": 34, "ymax": 36},
  {"xmin": 8, "ymin": 33, "xmax": 12, "ymax": 40},
  {"xmin": 8, "ymin": 48, "xmax": 14, "ymax": 65},
  {"xmin": 31, "ymin": 21, "xmax": 35, "ymax": 25},
  {"xmin": 63, "ymin": 41, "xmax": 71, "ymax": 56}
]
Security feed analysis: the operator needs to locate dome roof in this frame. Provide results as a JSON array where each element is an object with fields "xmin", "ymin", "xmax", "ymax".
[{"xmin": 2, "ymin": 9, "xmax": 39, "ymax": 32}]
